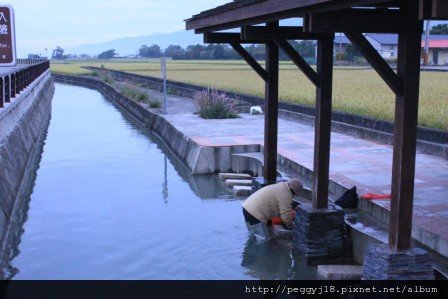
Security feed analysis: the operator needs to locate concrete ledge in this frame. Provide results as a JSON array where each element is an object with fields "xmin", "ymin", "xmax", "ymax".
[
  {"xmin": 357, "ymin": 195, "xmax": 448, "ymax": 259},
  {"xmin": 53, "ymin": 74, "xmax": 262, "ymax": 175},
  {"xmin": 218, "ymin": 173, "xmax": 251, "ymax": 180},
  {"xmin": 0, "ymin": 71, "xmax": 54, "ymax": 248},
  {"xmin": 225, "ymin": 179, "xmax": 252, "ymax": 188},
  {"xmin": 0, "ymin": 71, "xmax": 52, "ymax": 141},
  {"xmin": 318, "ymin": 265, "xmax": 363, "ymax": 280},
  {"xmin": 232, "ymin": 185, "xmax": 252, "ymax": 197},
  {"xmin": 84, "ymin": 67, "xmax": 448, "ymax": 159}
]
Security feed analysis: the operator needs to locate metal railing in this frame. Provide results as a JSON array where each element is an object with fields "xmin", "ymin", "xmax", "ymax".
[
  {"xmin": 0, "ymin": 60, "xmax": 50, "ymax": 108},
  {"xmin": 17, "ymin": 58, "xmax": 48, "ymax": 65}
]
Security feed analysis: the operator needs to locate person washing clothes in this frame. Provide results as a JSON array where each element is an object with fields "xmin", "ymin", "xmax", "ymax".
[{"xmin": 242, "ymin": 178, "xmax": 303, "ymax": 241}]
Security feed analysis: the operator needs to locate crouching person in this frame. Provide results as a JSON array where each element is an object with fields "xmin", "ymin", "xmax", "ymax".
[{"xmin": 242, "ymin": 179, "xmax": 303, "ymax": 241}]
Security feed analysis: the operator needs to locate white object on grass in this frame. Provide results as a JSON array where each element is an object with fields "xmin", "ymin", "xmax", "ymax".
[{"xmin": 250, "ymin": 106, "xmax": 263, "ymax": 115}]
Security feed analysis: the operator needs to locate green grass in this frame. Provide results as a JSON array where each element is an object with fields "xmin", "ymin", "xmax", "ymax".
[
  {"xmin": 115, "ymin": 81, "xmax": 161, "ymax": 108},
  {"xmin": 51, "ymin": 59, "xmax": 448, "ymax": 130}
]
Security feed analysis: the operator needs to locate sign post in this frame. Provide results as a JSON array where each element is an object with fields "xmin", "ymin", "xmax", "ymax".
[
  {"xmin": 161, "ymin": 57, "xmax": 167, "ymax": 114},
  {"xmin": 0, "ymin": 5, "xmax": 16, "ymax": 66}
]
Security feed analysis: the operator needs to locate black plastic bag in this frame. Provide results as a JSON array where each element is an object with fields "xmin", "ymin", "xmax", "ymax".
[{"xmin": 335, "ymin": 186, "xmax": 358, "ymax": 209}]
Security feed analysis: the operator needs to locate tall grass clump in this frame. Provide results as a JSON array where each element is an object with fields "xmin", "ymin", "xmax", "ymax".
[
  {"xmin": 193, "ymin": 88, "xmax": 238, "ymax": 119},
  {"xmin": 121, "ymin": 85, "xmax": 148, "ymax": 102},
  {"xmin": 101, "ymin": 74, "xmax": 114, "ymax": 84},
  {"xmin": 148, "ymin": 100, "xmax": 161, "ymax": 108},
  {"xmin": 120, "ymin": 84, "xmax": 161, "ymax": 108}
]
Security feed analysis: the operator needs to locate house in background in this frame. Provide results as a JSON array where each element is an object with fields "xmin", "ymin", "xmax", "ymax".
[
  {"xmin": 422, "ymin": 35, "xmax": 448, "ymax": 65},
  {"xmin": 365, "ymin": 34, "xmax": 398, "ymax": 59},
  {"xmin": 333, "ymin": 34, "xmax": 351, "ymax": 56},
  {"xmin": 333, "ymin": 33, "xmax": 448, "ymax": 65},
  {"xmin": 333, "ymin": 33, "xmax": 399, "ymax": 60}
]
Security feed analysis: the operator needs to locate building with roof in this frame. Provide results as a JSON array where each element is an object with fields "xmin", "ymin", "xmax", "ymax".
[
  {"xmin": 422, "ymin": 34, "xmax": 448, "ymax": 65},
  {"xmin": 333, "ymin": 34, "xmax": 399, "ymax": 60},
  {"xmin": 365, "ymin": 33, "xmax": 399, "ymax": 59},
  {"xmin": 335, "ymin": 33, "xmax": 448, "ymax": 64},
  {"xmin": 333, "ymin": 34, "xmax": 351, "ymax": 56}
]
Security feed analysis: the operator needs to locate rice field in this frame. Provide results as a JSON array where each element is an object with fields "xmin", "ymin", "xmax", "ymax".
[{"xmin": 51, "ymin": 59, "xmax": 448, "ymax": 130}]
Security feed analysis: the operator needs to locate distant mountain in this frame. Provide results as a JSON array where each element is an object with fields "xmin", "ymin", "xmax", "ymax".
[
  {"xmin": 65, "ymin": 30, "xmax": 203, "ymax": 56},
  {"xmin": 65, "ymin": 19, "xmax": 447, "ymax": 57},
  {"xmin": 64, "ymin": 19, "xmax": 302, "ymax": 56}
]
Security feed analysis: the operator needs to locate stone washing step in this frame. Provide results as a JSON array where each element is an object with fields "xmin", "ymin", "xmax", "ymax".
[
  {"xmin": 232, "ymin": 185, "xmax": 252, "ymax": 197},
  {"xmin": 218, "ymin": 172, "xmax": 252, "ymax": 180},
  {"xmin": 225, "ymin": 179, "xmax": 252, "ymax": 188},
  {"xmin": 345, "ymin": 210, "xmax": 448, "ymax": 279},
  {"xmin": 317, "ymin": 265, "xmax": 363, "ymax": 280}
]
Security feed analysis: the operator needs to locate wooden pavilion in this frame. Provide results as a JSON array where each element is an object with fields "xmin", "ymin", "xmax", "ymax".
[{"xmin": 186, "ymin": 0, "xmax": 447, "ymax": 274}]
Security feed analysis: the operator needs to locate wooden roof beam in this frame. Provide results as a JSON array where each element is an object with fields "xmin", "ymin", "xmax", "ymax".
[
  {"xmin": 186, "ymin": 0, "xmax": 395, "ymax": 32},
  {"xmin": 242, "ymin": 26, "xmax": 332, "ymax": 86},
  {"xmin": 304, "ymin": 9, "xmax": 419, "ymax": 33},
  {"xmin": 275, "ymin": 39, "xmax": 319, "ymax": 87},
  {"xmin": 203, "ymin": 32, "xmax": 265, "ymax": 44},
  {"xmin": 229, "ymin": 43, "xmax": 268, "ymax": 82},
  {"xmin": 203, "ymin": 32, "xmax": 268, "ymax": 81},
  {"xmin": 345, "ymin": 31, "xmax": 403, "ymax": 95},
  {"xmin": 419, "ymin": 0, "xmax": 448, "ymax": 20},
  {"xmin": 242, "ymin": 26, "xmax": 327, "ymax": 41}
]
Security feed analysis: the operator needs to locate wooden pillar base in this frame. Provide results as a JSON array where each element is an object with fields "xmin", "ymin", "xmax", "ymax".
[
  {"xmin": 362, "ymin": 244, "xmax": 434, "ymax": 280},
  {"xmin": 293, "ymin": 203, "xmax": 351, "ymax": 264}
]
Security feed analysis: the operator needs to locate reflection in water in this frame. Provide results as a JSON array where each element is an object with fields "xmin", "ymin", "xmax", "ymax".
[
  {"xmin": 162, "ymin": 155, "xmax": 168, "ymax": 204},
  {"xmin": 0, "ymin": 108, "xmax": 52, "ymax": 279},
  {"xmin": 0, "ymin": 83, "xmax": 317, "ymax": 279},
  {"xmin": 241, "ymin": 237, "xmax": 317, "ymax": 280},
  {"xmin": 241, "ymin": 237, "xmax": 294, "ymax": 280}
]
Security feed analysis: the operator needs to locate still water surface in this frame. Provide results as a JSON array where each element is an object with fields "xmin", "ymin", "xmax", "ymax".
[{"xmin": 2, "ymin": 83, "xmax": 317, "ymax": 279}]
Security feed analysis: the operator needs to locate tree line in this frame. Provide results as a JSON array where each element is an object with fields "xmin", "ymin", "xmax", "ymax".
[
  {"xmin": 51, "ymin": 24, "xmax": 448, "ymax": 60},
  {"xmin": 95, "ymin": 41, "xmax": 317, "ymax": 61}
]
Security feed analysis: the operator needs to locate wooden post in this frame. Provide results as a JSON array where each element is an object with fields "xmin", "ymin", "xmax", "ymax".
[
  {"xmin": 263, "ymin": 22, "xmax": 279, "ymax": 183},
  {"xmin": 389, "ymin": 3, "xmax": 423, "ymax": 252},
  {"xmin": 312, "ymin": 35, "xmax": 334, "ymax": 209}
]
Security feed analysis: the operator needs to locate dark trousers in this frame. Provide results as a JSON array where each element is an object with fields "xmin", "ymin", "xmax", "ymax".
[{"xmin": 242, "ymin": 208, "xmax": 261, "ymax": 225}]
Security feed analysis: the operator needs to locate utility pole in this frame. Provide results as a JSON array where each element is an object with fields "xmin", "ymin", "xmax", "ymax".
[
  {"xmin": 338, "ymin": 33, "xmax": 342, "ymax": 61},
  {"xmin": 423, "ymin": 20, "xmax": 430, "ymax": 66},
  {"xmin": 161, "ymin": 57, "xmax": 167, "ymax": 114}
]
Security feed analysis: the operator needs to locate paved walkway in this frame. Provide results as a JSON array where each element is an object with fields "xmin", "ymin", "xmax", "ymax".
[{"xmin": 148, "ymin": 88, "xmax": 448, "ymax": 256}]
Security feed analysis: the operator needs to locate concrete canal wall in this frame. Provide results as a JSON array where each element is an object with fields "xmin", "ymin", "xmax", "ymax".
[
  {"xmin": 51, "ymin": 74, "xmax": 385, "ymax": 204},
  {"xmin": 0, "ymin": 70, "xmax": 54, "ymax": 247},
  {"xmin": 52, "ymin": 75, "xmax": 448, "ymax": 269},
  {"xmin": 85, "ymin": 67, "xmax": 448, "ymax": 160},
  {"xmin": 53, "ymin": 74, "xmax": 263, "ymax": 177}
]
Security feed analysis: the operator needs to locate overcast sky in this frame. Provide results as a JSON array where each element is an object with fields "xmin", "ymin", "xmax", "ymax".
[
  {"xmin": 8, "ymin": 1, "xmax": 448, "ymax": 57},
  {"xmin": 10, "ymin": 0, "xmax": 229, "ymax": 56}
]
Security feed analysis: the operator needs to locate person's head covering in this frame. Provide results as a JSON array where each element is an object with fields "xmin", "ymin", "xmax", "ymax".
[{"xmin": 287, "ymin": 179, "xmax": 303, "ymax": 196}]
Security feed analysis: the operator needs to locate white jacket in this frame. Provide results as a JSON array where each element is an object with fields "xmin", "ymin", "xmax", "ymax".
[{"xmin": 242, "ymin": 182, "xmax": 293, "ymax": 228}]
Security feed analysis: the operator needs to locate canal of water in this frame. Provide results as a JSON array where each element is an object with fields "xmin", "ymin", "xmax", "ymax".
[{"xmin": 0, "ymin": 83, "xmax": 317, "ymax": 279}]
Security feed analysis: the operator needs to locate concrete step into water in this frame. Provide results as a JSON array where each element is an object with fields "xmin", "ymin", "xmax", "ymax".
[
  {"xmin": 317, "ymin": 265, "xmax": 363, "ymax": 280},
  {"xmin": 345, "ymin": 210, "xmax": 448, "ymax": 279},
  {"xmin": 225, "ymin": 179, "xmax": 252, "ymax": 188},
  {"xmin": 232, "ymin": 185, "xmax": 252, "ymax": 197},
  {"xmin": 218, "ymin": 172, "xmax": 252, "ymax": 180}
]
